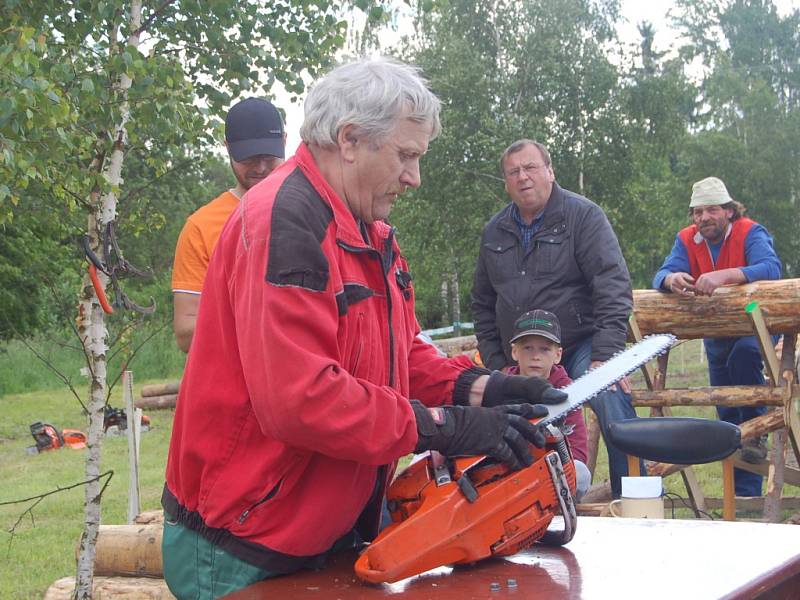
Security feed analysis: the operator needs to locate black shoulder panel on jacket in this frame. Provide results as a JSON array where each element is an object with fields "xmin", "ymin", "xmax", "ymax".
[
  {"xmin": 266, "ymin": 169, "xmax": 333, "ymax": 291},
  {"xmin": 335, "ymin": 283, "xmax": 374, "ymax": 316}
]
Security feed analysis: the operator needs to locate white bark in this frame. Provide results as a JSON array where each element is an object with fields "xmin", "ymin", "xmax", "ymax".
[{"xmin": 74, "ymin": 2, "xmax": 142, "ymax": 598}]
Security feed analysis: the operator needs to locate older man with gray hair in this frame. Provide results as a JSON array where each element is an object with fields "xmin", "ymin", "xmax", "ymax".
[{"xmin": 161, "ymin": 57, "xmax": 564, "ymax": 597}]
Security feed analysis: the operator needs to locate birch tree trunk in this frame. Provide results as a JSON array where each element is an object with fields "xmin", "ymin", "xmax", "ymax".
[{"xmin": 74, "ymin": 2, "xmax": 142, "ymax": 597}]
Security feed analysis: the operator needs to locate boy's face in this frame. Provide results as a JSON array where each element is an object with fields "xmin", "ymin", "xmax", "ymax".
[{"xmin": 511, "ymin": 335, "xmax": 562, "ymax": 379}]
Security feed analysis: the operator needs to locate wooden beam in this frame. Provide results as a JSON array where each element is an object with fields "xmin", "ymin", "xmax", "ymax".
[
  {"xmin": 631, "ymin": 279, "xmax": 800, "ymax": 340},
  {"xmin": 140, "ymin": 380, "xmax": 180, "ymax": 398},
  {"xmin": 628, "ymin": 315, "xmax": 655, "ymax": 389},
  {"xmin": 723, "ymin": 457, "xmax": 736, "ymax": 521},
  {"xmin": 745, "ymin": 301, "xmax": 780, "ymax": 384},
  {"xmin": 779, "ymin": 334, "xmax": 800, "ymax": 466},
  {"xmin": 631, "ymin": 386, "xmax": 788, "ymax": 408},
  {"xmin": 627, "ymin": 455, "xmax": 641, "ymax": 477},
  {"xmin": 134, "ymin": 393, "xmax": 177, "ymax": 409},
  {"xmin": 732, "ymin": 454, "xmax": 800, "ymax": 487}
]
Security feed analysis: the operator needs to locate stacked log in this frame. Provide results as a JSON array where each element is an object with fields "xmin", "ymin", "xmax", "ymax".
[
  {"xmin": 431, "ymin": 335, "xmax": 478, "ymax": 359},
  {"xmin": 631, "ymin": 279, "xmax": 800, "ymax": 340},
  {"xmin": 136, "ymin": 381, "xmax": 180, "ymax": 410},
  {"xmin": 631, "ymin": 386, "xmax": 791, "ymax": 408},
  {"xmin": 87, "ymin": 524, "xmax": 163, "ymax": 577},
  {"xmin": 44, "ymin": 576, "xmax": 173, "ymax": 599},
  {"xmin": 46, "ymin": 522, "xmax": 169, "ymax": 599}
]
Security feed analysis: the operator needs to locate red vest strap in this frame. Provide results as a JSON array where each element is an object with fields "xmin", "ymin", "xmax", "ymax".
[{"xmin": 678, "ymin": 218, "xmax": 755, "ymax": 279}]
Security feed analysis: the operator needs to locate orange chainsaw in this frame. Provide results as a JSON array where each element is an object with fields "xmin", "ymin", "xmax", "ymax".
[{"xmin": 355, "ymin": 334, "xmax": 676, "ymax": 584}]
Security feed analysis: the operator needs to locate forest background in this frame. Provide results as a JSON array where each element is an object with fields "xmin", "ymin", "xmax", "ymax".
[{"xmin": 2, "ymin": 0, "xmax": 798, "ymax": 365}]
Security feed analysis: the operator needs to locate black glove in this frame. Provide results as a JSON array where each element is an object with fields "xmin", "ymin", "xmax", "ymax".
[
  {"xmin": 411, "ymin": 401, "xmax": 548, "ymax": 471},
  {"xmin": 482, "ymin": 371, "xmax": 567, "ymax": 408}
]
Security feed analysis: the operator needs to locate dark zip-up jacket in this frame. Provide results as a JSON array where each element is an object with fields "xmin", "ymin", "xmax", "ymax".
[{"xmin": 471, "ymin": 183, "xmax": 632, "ymax": 370}]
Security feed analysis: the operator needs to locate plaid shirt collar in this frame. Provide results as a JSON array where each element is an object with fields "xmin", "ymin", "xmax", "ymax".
[{"xmin": 511, "ymin": 203, "xmax": 545, "ymax": 250}]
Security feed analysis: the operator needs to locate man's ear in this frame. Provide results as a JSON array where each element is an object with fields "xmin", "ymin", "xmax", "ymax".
[
  {"xmin": 554, "ymin": 346, "xmax": 563, "ymax": 365},
  {"xmin": 337, "ymin": 124, "xmax": 359, "ymax": 163},
  {"xmin": 510, "ymin": 344, "xmax": 519, "ymax": 362}
]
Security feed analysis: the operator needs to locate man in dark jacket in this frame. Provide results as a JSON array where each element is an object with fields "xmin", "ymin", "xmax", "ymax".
[
  {"xmin": 162, "ymin": 62, "xmax": 565, "ymax": 599},
  {"xmin": 471, "ymin": 139, "xmax": 636, "ymax": 498}
]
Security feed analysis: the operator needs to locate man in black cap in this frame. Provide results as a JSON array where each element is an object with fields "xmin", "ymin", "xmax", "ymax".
[{"xmin": 172, "ymin": 98, "xmax": 286, "ymax": 352}]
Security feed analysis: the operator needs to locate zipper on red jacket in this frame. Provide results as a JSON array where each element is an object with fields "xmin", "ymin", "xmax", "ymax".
[
  {"xmin": 238, "ymin": 479, "xmax": 282, "ymax": 524},
  {"xmin": 381, "ymin": 228, "xmax": 397, "ymax": 388}
]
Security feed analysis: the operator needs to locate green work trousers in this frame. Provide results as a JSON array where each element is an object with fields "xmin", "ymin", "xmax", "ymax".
[{"xmin": 162, "ymin": 515, "xmax": 279, "ymax": 599}]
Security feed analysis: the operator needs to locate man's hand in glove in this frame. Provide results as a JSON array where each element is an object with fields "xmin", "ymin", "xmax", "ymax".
[
  {"xmin": 482, "ymin": 371, "xmax": 567, "ymax": 408},
  {"xmin": 412, "ymin": 401, "xmax": 549, "ymax": 471}
]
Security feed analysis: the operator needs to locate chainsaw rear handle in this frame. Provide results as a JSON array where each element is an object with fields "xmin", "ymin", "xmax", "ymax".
[{"xmin": 607, "ymin": 417, "xmax": 740, "ymax": 464}]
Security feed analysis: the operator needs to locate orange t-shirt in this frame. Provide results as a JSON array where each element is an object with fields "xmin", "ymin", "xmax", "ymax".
[{"xmin": 171, "ymin": 191, "xmax": 239, "ymax": 294}]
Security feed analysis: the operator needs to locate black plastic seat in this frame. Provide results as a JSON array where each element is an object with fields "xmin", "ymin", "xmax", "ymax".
[{"xmin": 607, "ymin": 417, "xmax": 741, "ymax": 465}]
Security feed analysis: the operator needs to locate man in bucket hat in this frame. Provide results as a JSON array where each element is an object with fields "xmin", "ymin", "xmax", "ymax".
[
  {"xmin": 653, "ymin": 176, "xmax": 782, "ymax": 497},
  {"xmin": 172, "ymin": 98, "xmax": 287, "ymax": 352}
]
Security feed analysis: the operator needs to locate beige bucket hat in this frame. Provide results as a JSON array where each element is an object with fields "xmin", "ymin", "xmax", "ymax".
[{"xmin": 690, "ymin": 176, "xmax": 732, "ymax": 208}]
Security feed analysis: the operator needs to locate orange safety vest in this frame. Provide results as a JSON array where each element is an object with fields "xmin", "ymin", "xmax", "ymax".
[{"xmin": 678, "ymin": 218, "xmax": 755, "ymax": 279}]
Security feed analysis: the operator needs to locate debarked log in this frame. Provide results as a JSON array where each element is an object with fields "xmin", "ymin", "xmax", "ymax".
[
  {"xmin": 44, "ymin": 576, "xmax": 173, "ymax": 599},
  {"xmin": 647, "ymin": 409, "xmax": 787, "ymax": 478},
  {"xmin": 631, "ymin": 386, "xmax": 792, "ymax": 408},
  {"xmin": 135, "ymin": 393, "xmax": 177, "ymax": 410},
  {"xmin": 76, "ymin": 524, "xmax": 164, "ymax": 577},
  {"xmin": 140, "ymin": 381, "xmax": 180, "ymax": 398},
  {"xmin": 631, "ymin": 279, "xmax": 800, "ymax": 340},
  {"xmin": 432, "ymin": 335, "xmax": 478, "ymax": 357}
]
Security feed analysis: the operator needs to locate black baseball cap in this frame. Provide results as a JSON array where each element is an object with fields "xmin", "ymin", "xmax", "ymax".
[
  {"xmin": 510, "ymin": 309, "xmax": 561, "ymax": 345},
  {"xmin": 225, "ymin": 98, "xmax": 285, "ymax": 162}
]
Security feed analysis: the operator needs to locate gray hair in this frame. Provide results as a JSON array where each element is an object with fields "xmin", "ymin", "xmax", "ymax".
[
  {"xmin": 300, "ymin": 57, "xmax": 441, "ymax": 148},
  {"xmin": 500, "ymin": 139, "xmax": 552, "ymax": 176}
]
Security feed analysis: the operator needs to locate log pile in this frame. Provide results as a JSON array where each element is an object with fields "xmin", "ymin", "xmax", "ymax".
[
  {"xmin": 135, "ymin": 381, "xmax": 180, "ymax": 410},
  {"xmin": 631, "ymin": 279, "xmax": 800, "ymax": 340},
  {"xmin": 45, "ymin": 521, "xmax": 170, "ymax": 599},
  {"xmin": 88, "ymin": 524, "xmax": 163, "ymax": 577},
  {"xmin": 44, "ymin": 576, "xmax": 173, "ymax": 599},
  {"xmin": 431, "ymin": 334, "xmax": 478, "ymax": 359}
]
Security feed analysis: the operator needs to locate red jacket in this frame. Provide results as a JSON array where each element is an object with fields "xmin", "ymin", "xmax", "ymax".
[
  {"xmin": 678, "ymin": 218, "xmax": 755, "ymax": 279},
  {"xmin": 164, "ymin": 143, "xmax": 477, "ymax": 572},
  {"xmin": 507, "ymin": 364, "xmax": 588, "ymax": 463}
]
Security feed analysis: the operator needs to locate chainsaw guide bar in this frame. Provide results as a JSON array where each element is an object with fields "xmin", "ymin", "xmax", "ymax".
[{"xmin": 539, "ymin": 333, "xmax": 676, "ymax": 426}]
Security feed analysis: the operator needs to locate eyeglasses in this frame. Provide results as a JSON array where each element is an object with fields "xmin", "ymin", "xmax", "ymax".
[{"xmin": 505, "ymin": 163, "xmax": 548, "ymax": 179}]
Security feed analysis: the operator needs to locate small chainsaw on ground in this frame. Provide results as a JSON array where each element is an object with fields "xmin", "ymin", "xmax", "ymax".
[
  {"xmin": 26, "ymin": 422, "xmax": 87, "ymax": 454},
  {"xmin": 354, "ymin": 334, "xmax": 676, "ymax": 584}
]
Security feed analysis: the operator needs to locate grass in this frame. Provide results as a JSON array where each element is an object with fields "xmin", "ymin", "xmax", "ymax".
[
  {"xmin": 0, "ymin": 383, "xmax": 175, "ymax": 599},
  {"xmin": 0, "ymin": 338, "xmax": 798, "ymax": 597},
  {"xmin": 0, "ymin": 325, "xmax": 187, "ymax": 397}
]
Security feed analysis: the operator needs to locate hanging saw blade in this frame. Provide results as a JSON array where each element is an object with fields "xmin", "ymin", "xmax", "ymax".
[{"xmin": 539, "ymin": 333, "xmax": 675, "ymax": 426}]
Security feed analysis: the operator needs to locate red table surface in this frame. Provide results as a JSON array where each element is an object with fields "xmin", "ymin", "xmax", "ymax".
[{"xmin": 225, "ymin": 516, "xmax": 800, "ymax": 600}]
